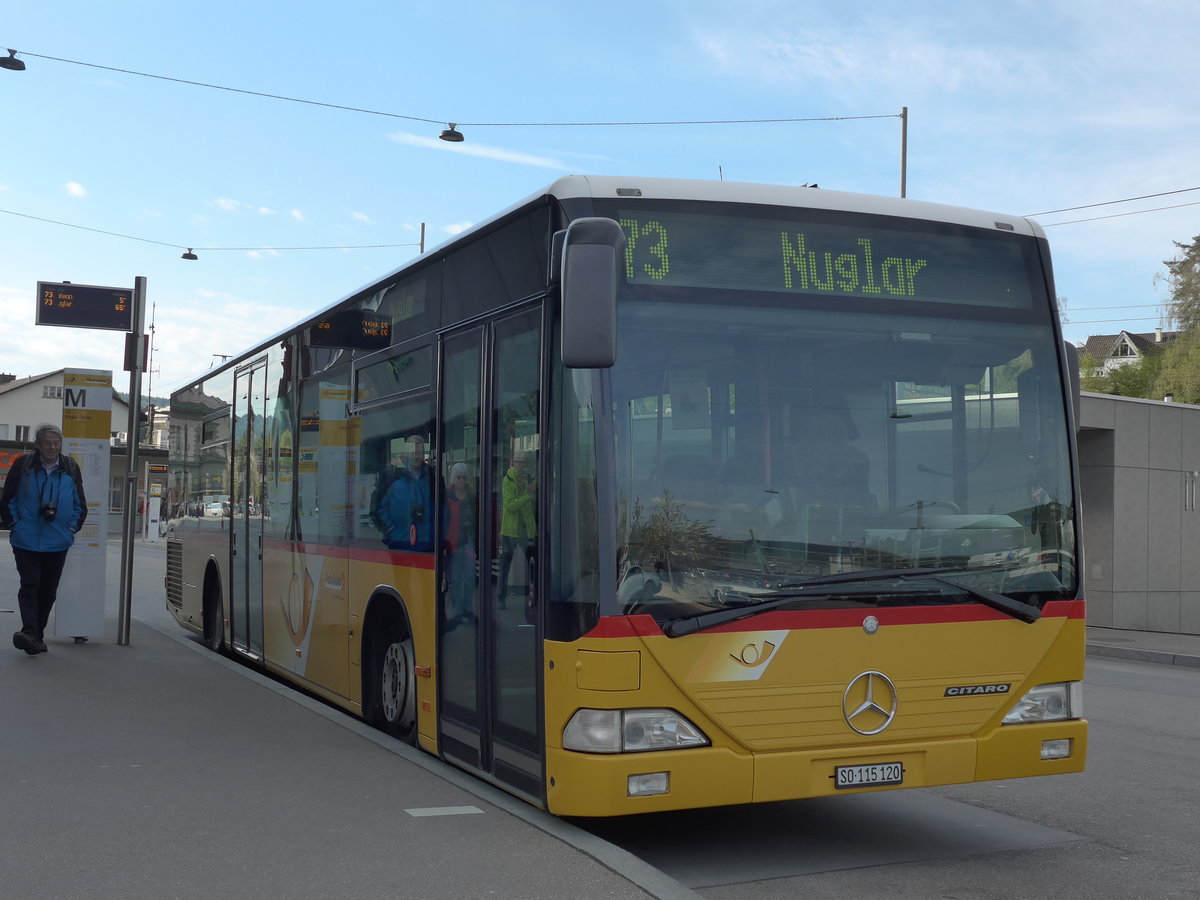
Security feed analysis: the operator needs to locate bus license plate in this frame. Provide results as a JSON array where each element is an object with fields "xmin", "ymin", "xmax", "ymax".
[{"xmin": 834, "ymin": 762, "xmax": 903, "ymax": 789}]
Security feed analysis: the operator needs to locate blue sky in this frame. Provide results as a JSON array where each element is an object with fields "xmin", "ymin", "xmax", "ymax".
[{"xmin": 3, "ymin": 0, "xmax": 1198, "ymax": 391}]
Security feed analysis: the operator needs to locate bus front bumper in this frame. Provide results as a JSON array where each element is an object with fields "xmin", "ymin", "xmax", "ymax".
[{"xmin": 545, "ymin": 719, "xmax": 1087, "ymax": 816}]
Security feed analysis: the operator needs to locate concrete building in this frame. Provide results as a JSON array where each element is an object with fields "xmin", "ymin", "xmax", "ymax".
[{"xmin": 1078, "ymin": 391, "xmax": 1200, "ymax": 635}]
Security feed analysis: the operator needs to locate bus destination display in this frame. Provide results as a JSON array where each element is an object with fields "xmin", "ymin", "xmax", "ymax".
[
  {"xmin": 310, "ymin": 309, "xmax": 391, "ymax": 350},
  {"xmin": 617, "ymin": 209, "xmax": 1038, "ymax": 309},
  {"xmin": 36, "ymin": 281, "xmax": 134, "ymax": 331}
]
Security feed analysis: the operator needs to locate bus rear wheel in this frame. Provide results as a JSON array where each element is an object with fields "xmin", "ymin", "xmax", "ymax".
[{"xmin": 365, "ymin": 621, "xmax": 416, "ymax": 744}]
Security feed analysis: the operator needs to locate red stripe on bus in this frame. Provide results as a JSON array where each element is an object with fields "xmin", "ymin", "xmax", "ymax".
[
  {"xmin": 259, "ymin": 538, "xmax": 437, "ymax": 570},
  {"xmin": 583, "ymin": 599, "xmax": 1086, "ymax": 639}
]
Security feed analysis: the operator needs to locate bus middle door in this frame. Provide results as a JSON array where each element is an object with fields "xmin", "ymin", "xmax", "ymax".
[{"xmin": 230, "ymin": 359, "xmax": 268, "ymax": 658}]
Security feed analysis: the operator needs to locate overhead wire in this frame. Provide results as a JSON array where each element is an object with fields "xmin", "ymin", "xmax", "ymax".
[
  {"xmin": 1027, "ymin": 186, "xmax": 1200, "ymax": 217},
  {"xmin": 12, "ymin": 50, "xmax": 898, "ymax": 128},
  {"xmin": 0, "ymin": 208, "xmax": 419, "ymax": 252},
  {"xmin": 4, "ymin": 48, "xmax": 1197, "ymax": 253}
]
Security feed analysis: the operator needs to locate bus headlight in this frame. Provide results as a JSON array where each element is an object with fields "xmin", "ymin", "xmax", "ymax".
[
  {"xmin": 1002, "ymin": 682, "xmax": 1082, "ymax": 725},
  {"xmin": 563, "ymin": 708, "xmax": 710, "ymax": 753}
]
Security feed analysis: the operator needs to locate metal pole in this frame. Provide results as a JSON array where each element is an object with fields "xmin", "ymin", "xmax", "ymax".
[
  {"xmin": 117, "ymin": 275, "xmax": 147, "ymax": 646},
  {"xmin": 900, "ymin": 106, "xmax": 908, "ymax": 199},
  {"xmin": 419, "ymin": 222, "xmax": 426, "ymax": 254}
]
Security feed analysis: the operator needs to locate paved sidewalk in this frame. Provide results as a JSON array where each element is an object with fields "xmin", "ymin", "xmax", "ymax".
[
  {"xmin": 0, "ymin": 540, "xmax": 683, "ymax": 900},
  {"xmin": 1085, "ymin": 625, "xmax": 1200, "ymax": 668}
]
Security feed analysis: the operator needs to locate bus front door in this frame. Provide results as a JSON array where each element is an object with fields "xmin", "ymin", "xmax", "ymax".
[
  {"xmin": 438, "ymin": 309, "xmax": 544, "ymax": 803},
  {"xmin": 230, "ymin": 359, "xmax": 267, "ymax": 658}
]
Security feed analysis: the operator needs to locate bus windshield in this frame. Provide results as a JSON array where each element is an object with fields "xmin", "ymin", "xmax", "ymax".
[{"xmin": 602, "ymin": 204, "xmax": 1075, "ymax": 624}]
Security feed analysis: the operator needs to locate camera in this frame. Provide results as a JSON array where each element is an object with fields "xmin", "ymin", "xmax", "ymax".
[{"xmin": 40, "ymin": 503, "xmax": 57, "ymax": 522}]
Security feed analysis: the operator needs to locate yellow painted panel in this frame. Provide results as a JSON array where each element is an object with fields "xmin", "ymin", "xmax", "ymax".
[
  {"xmin": 546, "ymin": 746, "xmax": 752, "ymax": 816},
  {"xmin": 576, "ymin": 650, "xmax": 641, "ymax": 691}
]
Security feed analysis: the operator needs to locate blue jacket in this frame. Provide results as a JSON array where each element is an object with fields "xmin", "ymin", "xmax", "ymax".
[
  {"xmin": 376, "ymin": 468, "xmax": 433, "ymax": 551},
  {"xmin": 1, "ymin": 452, "xmax": 88, "ymax": 553}
]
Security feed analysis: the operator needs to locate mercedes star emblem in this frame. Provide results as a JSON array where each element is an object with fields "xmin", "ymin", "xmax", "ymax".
[{"xmin": 842, "ymin": 670, "xmax": 898, "ymax": 735}]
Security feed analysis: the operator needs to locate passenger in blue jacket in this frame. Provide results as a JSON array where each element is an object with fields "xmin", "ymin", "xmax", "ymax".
[
  {"xmin": 0, "ymin": 423, "xmax": 88, "ymax": 655},
  {"xmin": 376, "ymin": 435, "xmax": 433, "ymax": 551}
]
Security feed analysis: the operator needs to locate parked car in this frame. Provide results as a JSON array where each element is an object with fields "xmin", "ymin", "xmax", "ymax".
[{"xmin": 204, "ymin": 502, "xmax": 225, "ymax": 517}]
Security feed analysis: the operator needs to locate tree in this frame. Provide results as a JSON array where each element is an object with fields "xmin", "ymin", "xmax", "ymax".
[
  {"xmin": 1146, "ymin": 235, "xmax": 1200, "ymax": 402},
  {"xmin": 1161, "ymin": 236, "xmax": 1200, "ymax": 332},
  {"xmin": 1154, "ymin": 331, "xmax": 1200, "ymax": 404}
]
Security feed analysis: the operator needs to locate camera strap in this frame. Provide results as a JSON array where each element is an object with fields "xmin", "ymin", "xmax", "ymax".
[{"xmin": 34, "ymin": 464, "xmax": 61, "ymax": 509}]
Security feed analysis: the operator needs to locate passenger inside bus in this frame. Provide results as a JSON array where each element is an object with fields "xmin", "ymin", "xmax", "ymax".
[
  {"xmin": 442, "ymin": 462, "xmax": 477, "ymax": 626},
  {"xmin": 376, "ymin": 435, "xmax": 434, "ymax": 551}
]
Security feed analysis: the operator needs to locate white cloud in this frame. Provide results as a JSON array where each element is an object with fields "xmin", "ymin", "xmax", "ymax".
[
  {"xmin": 213, "ymin": 197, "xmax": 241, "ymax": 211},
  {"xmin": 387, "ymin": 131, "xmax": 571, "ymax": 170},
  {"xmin": 257, "ymin": 206, "xmax": 277, "ymax": 216},
  {"xmin": 352, "ymin": 212, "xmax": 372, "ymax": 223},
  {"xmin": 291, "ymin": 209, "xmax": 308, "ymax": 223},
  {"xmin": 444, "ymin": 222, "xmax": 473, "ymax": 236},
  {"xmin": 65, "ymin": 182, "xmax": 87, "ymax": 197}
]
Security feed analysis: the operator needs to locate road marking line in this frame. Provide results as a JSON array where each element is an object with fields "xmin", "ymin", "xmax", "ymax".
[{"xmin": 404, "ymin": 805, "xmax": 485, "ymax": 817}]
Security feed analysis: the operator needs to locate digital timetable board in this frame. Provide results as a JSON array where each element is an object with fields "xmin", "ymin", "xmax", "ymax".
[{"xmin": 37, "ymin": 281, "xmax": 134, "ymax": 331}]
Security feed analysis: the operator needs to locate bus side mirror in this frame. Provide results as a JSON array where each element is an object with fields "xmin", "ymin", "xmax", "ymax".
[{"xmin": 557, "ymin": 217, "xmax": 624, "ymax": 369}]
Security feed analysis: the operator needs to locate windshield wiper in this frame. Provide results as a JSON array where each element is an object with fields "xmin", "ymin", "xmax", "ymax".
[{"xmin": 662, "ymin": 565, "xmax": 1040, "ymax": 638}]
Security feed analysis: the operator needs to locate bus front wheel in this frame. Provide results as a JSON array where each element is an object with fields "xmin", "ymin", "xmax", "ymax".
[
  {"xmin": 203, "ymin": 576, "xmax": 224, "ymax": 652},
  {"xmin": 365, "ymin": 620, "xmax": 417, "ymax": 744}
]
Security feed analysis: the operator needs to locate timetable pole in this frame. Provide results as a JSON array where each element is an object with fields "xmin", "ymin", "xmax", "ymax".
[
  {"xmin": 117, "ymin": 275, "xmax": 147, "ymax": 646},
  {"xmin": 899, "ymin": 106, "xmax": 908, "ymax": 199}
]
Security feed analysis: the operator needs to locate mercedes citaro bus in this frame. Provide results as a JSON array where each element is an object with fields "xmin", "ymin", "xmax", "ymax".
[{"xmin": 166, "ymin": 176, "xmax": 1085, "ymax": 816}]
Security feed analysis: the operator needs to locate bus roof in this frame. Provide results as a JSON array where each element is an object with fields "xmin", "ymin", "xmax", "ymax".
[
  {"xmin": 542, "ymin": 175, "xmax": 1045, "ymax": 239},
  {"xmin": 172, "ymin": 175, "xmax": 1045, "ymax": 395}
]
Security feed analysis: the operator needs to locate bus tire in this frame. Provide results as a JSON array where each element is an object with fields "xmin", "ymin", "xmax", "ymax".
[
  {"xmin": 203, "ymin": 571, "xmax": 224, "ymax": 652},
  {"xmin": 364, "ymin": 617, "xmax": 417, "ymax": 744}
]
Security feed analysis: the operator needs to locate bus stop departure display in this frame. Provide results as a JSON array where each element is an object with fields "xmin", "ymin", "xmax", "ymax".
[
  {"xmin": 616, "ymin": 208, "xmax": 1041, "ymax": 310},
  {"xmin": 37, "ymin": 282, "xmax": 133, "ymax": 331}
]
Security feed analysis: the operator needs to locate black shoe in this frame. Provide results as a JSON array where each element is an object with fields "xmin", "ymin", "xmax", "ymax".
[
  {"xmin": 32, "ymin": 638, "xmax": 48, "ymax": 654},
  {"xmin": 12, "ymin": 631, "xmax": 38, "ymax": 655}
]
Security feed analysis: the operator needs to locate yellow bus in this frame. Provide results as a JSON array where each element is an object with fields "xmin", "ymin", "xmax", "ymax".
[{"xmin": 165, "ymin": 176, "xmax": 1085, "ymax": 816}]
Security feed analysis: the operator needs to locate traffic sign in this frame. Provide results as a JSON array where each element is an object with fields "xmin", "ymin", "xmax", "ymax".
[{"xmin": 37, "ymin": 281, "xmax": 134, "ymax": 331}]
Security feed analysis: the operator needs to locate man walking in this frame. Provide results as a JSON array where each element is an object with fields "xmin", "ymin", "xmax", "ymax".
[{"xmin": 1, "ymin": 423, "xmax": 88, "ymax": 655}]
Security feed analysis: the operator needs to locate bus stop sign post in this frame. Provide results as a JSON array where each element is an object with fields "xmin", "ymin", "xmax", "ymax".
[
  {"xmin": 35, "ymin": 275, "xmax": 144, "ymax": 646},
  {"xmin": 116, "ymin": 276, "xmax": 147, "ymax": 646}
]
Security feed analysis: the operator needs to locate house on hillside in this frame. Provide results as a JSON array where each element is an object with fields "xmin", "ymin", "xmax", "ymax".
[{"xmin": 1079, "ymin": 327, "xmax": 1178, "ymax": 375}]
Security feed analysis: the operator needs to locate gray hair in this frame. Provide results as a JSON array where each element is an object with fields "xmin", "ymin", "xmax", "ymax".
[{"xmin": 35, "ymin": 423, "xmax": 63, "ymax": 443}]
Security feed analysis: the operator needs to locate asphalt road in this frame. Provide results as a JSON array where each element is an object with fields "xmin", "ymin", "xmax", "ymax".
[{"xmin": 579, "ymin": 655, "xmax": 1200, "ymax": 899}]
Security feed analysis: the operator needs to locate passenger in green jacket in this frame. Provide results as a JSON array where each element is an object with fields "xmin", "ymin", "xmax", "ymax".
[{"xmin": 497, "ymin": 451, "xmax": 535, "ymax": 608}]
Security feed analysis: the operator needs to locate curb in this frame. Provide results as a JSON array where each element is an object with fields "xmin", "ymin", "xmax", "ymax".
[{"xmin": 1086, "ymin": 643, "xmax": 1200, "ymax": 668}]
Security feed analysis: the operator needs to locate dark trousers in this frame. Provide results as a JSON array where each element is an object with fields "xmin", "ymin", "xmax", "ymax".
[{"xmin": 13, "ymin": 547, "xmax": 69, "ymax": 640}]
